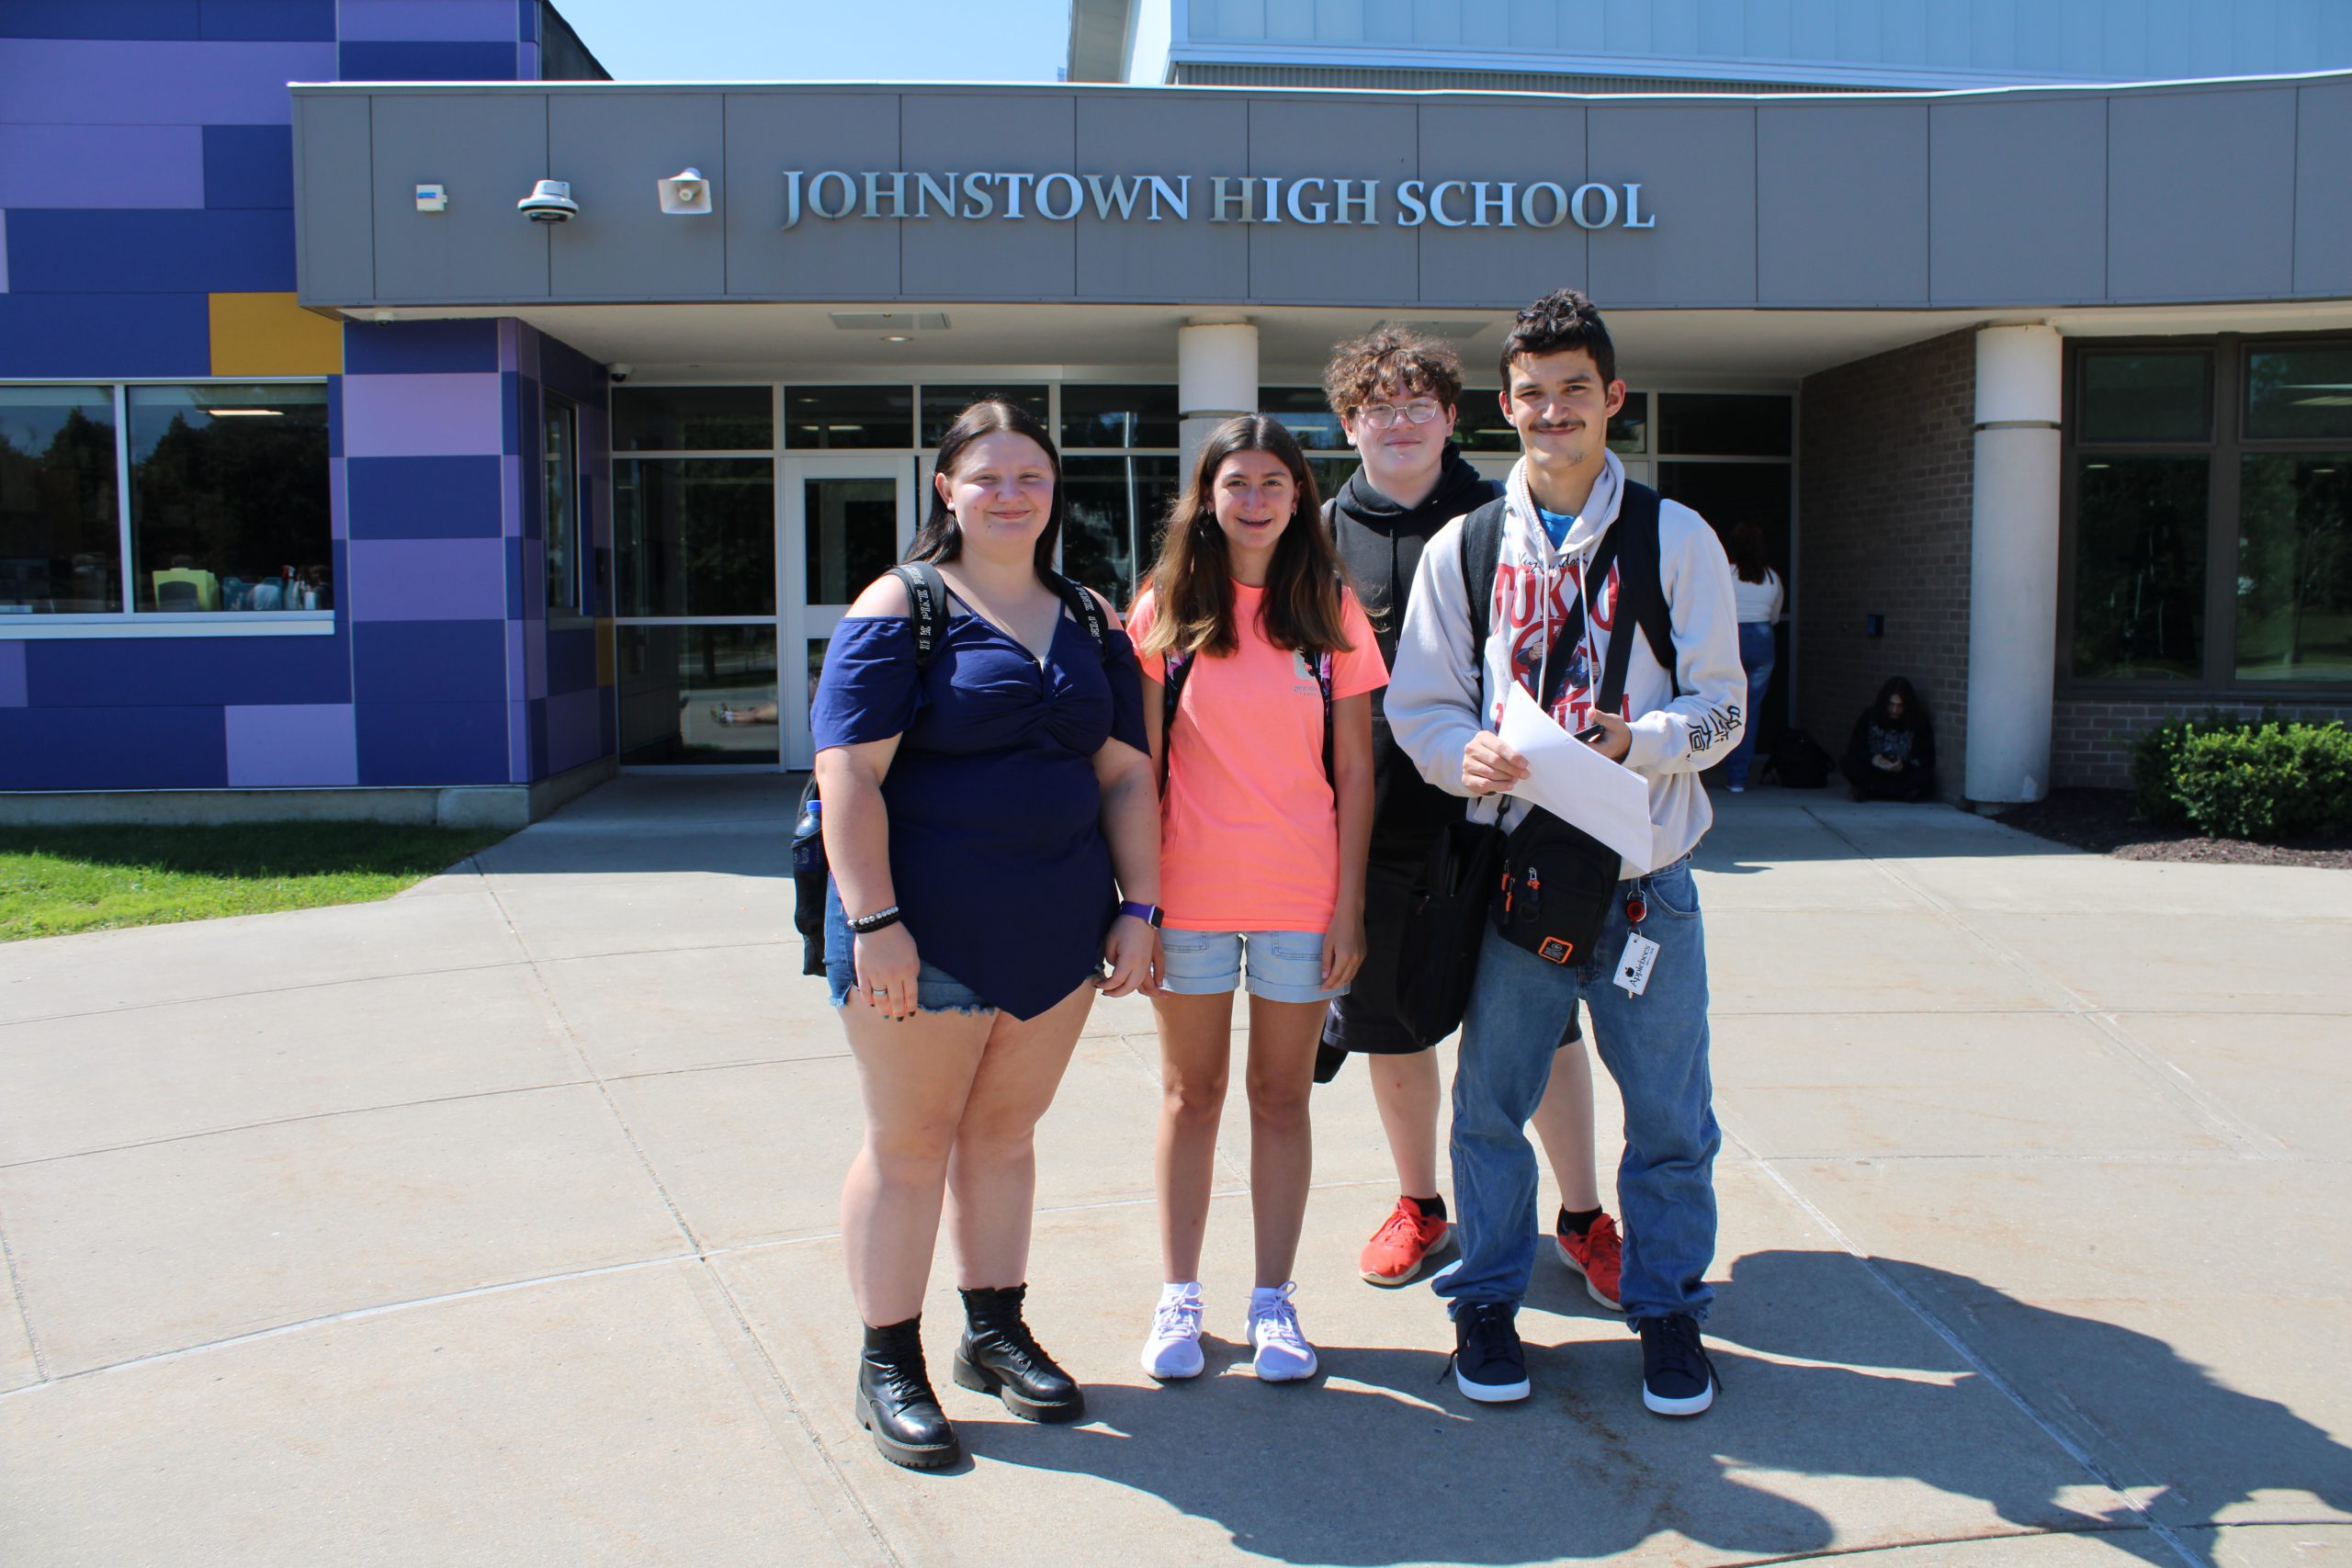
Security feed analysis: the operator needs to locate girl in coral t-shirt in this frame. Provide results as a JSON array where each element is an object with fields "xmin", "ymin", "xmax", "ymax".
[{"xmin": 1125, "ymin": 414, "xmax": 1385, "ymax": 1384}]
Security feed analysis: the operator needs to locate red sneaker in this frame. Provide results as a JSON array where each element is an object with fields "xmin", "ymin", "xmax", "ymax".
[
  {"xmin": 1359, "ymin": 1196, "xmax": 1451, "ymax": 1286},
  {"xmin": 1556, "ymin": 1211, "xmax": 1623, "ymax": 1311}
]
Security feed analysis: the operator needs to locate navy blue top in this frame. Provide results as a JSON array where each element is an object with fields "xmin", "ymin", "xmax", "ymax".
[{"xmin": 811, "ymin": 605, "xmax": 1150, "ymax": 1021}]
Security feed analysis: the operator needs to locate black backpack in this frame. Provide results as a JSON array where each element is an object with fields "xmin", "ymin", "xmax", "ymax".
[
  {"xmin": 794, "ymin": 562, "xmax": 1112, "ymax": 975},
  {"xmin": 1764, "ymin": 728, "xmax": 1833, "ymax": 789},
  {"xmin": 1459, "ymin": 482, "xmax": 1678, "ymax": 694}
]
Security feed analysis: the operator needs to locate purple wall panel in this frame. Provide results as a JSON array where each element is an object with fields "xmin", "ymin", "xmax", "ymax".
[
  {"xmin": 0, "ymin": 705, "xmax": 228, "ymax": 788},
  {"xmin": 507, "ymin": 695, "xmax": 532, "ymax": 782},
  {"xmin": 225, "ymin": 701, "xmax": 357, "ymax": 785},
  {"xmin": 0, "ymin": 40, "xmax": 336, "ymax": 124},
  {"xmin": 0, "ymin": 3, "xmax": 199, "ymax": 40},
  {"xmin": 546, "ymin": 688, "xmax": 601, "ymax": 773},
  {"xmin": 356, "ymin": 699, "xmax": 509, "ymax": 784},
  {"xmin": 199, "ymin": 1, "xmax": 336, "ymax": 42},
  {"xmin": 202, "ymin": 123, "xmax": 294, "ymax": 208},
  {"xmin": 0, "ymin": 642, "xmax": 26, "ymax": 706},
  {"xmin": 346, "ymin": 537, "xmax": 509, "ymax": 621},
  {"xmin": 26, "ymin": 630, "xmax": 353, "ymax": 706},
  {"xmin": 340, "ymin": 373, "xmax": 506, "ymax": 457},
  {"xmin": 0, "ymin": 125, "xmax": 205, "ymax": 208},
  {"xmin": 5, "ymin": 209, "xmax": 295, "ymax": 292},
  {"xmin": 338, "ymin": 0, "xmax": 519, "ymax": 41},
  {"xmin": 344, "ymin": 318, "xmax": 498, "ymax": 375},
  {"xmin": 351, "ymin": 618, "xmax": 504, "ymax": 703},
  {"xmin": 501, "ymin": 453, "xmax": 525, "ymax": 536},
  {"xmin": 344, "ymin": 455, "xmax": 504, "ymax": 538},
  {"xmin": 0, "ymin": 293, "xmax": 210, "ymax": 378}
]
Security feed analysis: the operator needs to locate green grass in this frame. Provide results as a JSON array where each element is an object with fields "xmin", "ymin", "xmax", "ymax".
[{"xmin": 0, "ymin": 822, "xmax": 514, "ymax": 942}]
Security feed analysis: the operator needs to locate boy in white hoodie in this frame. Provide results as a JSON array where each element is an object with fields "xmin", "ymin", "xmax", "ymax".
[{"xmin": 1387, "ymin": 288, "xmax": 1746, "ymax": 1416}]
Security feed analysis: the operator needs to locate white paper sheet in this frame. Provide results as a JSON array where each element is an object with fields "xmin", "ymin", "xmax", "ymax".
[{"xmin": 1496, "ymin": 683, "xmax": 1657, "ymax": 874}]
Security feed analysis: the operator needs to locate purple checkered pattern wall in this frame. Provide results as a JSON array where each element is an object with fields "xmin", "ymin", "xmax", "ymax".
[{"xmin": 1, "ymin": 3, "xmax": 616, "ymax": 793}]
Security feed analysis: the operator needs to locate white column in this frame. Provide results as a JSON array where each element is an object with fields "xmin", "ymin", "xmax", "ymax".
[
  {"xmin": 1965, "ymin": 323, "xmax": 2064, "ymax": 804},
  {"xmin": 1177, "ymin": 318, "xmax": 1258, "ymax": 475}
]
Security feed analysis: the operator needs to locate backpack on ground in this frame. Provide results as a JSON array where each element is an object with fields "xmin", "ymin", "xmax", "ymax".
[
  {"xmin": 794, "ymin": 562, "xmax": 1111, "ymax": 976},
  {"xmin": 1763, "ymin": 728, "xmax": 1833, "ymax": 789}
]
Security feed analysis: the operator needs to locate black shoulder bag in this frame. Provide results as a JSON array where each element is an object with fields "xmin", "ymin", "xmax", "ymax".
[{"xmin": 1492, "ymin": 491, "xmax": 1663, "ymax": 968}]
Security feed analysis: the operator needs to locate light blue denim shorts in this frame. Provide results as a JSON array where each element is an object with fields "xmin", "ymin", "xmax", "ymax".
[
  {"xmin": 821, "ymin": 882, "xmax": 994, "ymax": 1016},
  {"xmin": 1159, "ymin": 928, "xmax": 1346, "ymax": 1004}
]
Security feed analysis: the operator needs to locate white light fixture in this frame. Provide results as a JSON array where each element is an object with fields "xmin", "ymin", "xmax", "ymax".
[
  {"xmin": 518, "ymin": 179, "xmax": 578, "ymax": 222},
  {"xmin": 883, "ymin": 334, "xmax": 910, "ymax": 343},
  {"xmin": 414, "ymin": 183, "xmax": 447, "ymax": 212},
  {"xmin": 657, "ymin": 166, "xmax": 712, "ymax": 215}
]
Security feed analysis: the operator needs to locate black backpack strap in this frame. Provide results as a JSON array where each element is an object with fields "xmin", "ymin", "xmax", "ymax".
[
  {"xmin": 886, "ymin": 563, "xmax": 947, "ymax": 670},
  {"xmin": 1158, "ymin": 649, "xmax": 1193, "ymax": 795},
  {"xmin": 1317, "ymin": 647, "xmax": 1334, "ymax": 786},
  {"xmin": 1044, "ymin": 569, "xmax": 1111, "ymax": 657},
  {"xmin": 1459, "ymin": 497, "xmax": 1508, "ymax": 652},
  {"xmin": 1612, "ymin": 483, "xmax": 1681, "ymax": 698}
]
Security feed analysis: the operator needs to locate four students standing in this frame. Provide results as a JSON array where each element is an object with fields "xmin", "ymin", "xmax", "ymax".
[{"xmin": 811, "ymin": 288, "xmax": 1747, "ymax": 1469}]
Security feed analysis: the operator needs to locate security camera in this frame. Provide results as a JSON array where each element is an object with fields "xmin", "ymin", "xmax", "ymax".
[
  {"xmin": 517, "ymin": 179, "xmax": 578, "ymax": 222},
  {"xmin": 609, "ymin": 364, "xmax": 633, "ymax": 384}
]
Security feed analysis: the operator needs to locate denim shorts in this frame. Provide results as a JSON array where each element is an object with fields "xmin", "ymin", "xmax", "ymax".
[
  {"xmin": 821, "ymin": 882, "xmax": 995, "ymax": 1016},
  {"xmin": 1159, "ymin": 928, "xmax": 1347, "ymax": 1004}
]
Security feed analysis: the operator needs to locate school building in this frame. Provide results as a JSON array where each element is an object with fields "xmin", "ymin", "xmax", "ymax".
[{"xmin": 4, "ymin": 0, "xmax": 2349, "ymax": 820}]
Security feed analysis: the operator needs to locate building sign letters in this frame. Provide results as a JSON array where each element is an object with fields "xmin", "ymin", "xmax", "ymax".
[{"xmin": 780, "ymin": 171, "xmax": 1656, "ymax": 231}]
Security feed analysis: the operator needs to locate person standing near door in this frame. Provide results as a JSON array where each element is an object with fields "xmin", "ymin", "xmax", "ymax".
[
  {"xmin": 1719, "ymin": 522, "xmax": 1782, "ymax": 793},
  {"xmin": 1315, "ymin": 329, "xmax": 1624, "ymax": 1313},
  {"xmin": 810, "ymin": 400, "xmax": 1162, "ymax": 1468},
  {"xmin": 1388, "ymin": 288, "xmax": 1746, "ymax": 1416}
]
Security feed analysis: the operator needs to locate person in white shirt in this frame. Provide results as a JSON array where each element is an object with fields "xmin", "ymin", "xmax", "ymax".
[{"xmin": 1722, "ymin": 523, "xmax": 1783, "ymax": 792}]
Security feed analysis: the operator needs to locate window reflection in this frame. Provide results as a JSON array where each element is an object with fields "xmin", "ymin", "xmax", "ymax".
[
  {"xmin": 614, "ymin": 458, "xmax": 775, "ymax": 618},
  {"xmin": 0, "ymin": 387, "xmax": 119, "ymax": 614},
  {"xmin": 2237, "ymin": 455, "xmax": 2352, "ymax": 681},
  {"xmin": 128, "ymin": 383, "xmax": 331, "ymax": 612},
  {"xmin": 1062, "ymin": 456, "xmax": 1178, "ymax": 603},
  {"xmin": 616, "ymin": 624, "xmax": 780, "ymax": 765},
  {"xmin": 2073, "ymin": 456, "xmax": 2208, "ymax": 680}
]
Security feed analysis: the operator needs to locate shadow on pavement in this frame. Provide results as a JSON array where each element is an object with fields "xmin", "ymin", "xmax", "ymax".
[{"xmin": 969, "ymin": 1250, "xmax": 2349, "ymax": 1565}]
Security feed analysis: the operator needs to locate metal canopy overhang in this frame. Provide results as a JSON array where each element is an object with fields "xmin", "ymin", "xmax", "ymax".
[{"xmin": 334, "ymin": 299, "xmax": 2352, "ymax": 388}]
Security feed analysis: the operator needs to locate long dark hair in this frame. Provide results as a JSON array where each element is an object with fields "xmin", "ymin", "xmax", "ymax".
[
  {"xmin": 1875, "ymin": 676, "xmax": 1925, "ymax": 730},
  {"xmin": 1728, "ymin": 522, "xmax": 1771, "ymax": 584},
  {"xmin": 1137, "ymin": 414, "xmax": 1352, "ymax": 660},
  {"xmin": 905, "ymin": 399, "xmax": 1063, "ymax": 580}
]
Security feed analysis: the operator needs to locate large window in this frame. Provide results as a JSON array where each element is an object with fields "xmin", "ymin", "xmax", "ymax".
[
  {"xmin": 2, "ymin": 381, "xmax": 331, "ymax": 620},
  {"xmin": 2066, "ymin": 337, "xmax": 2352, "ymax": 691},
  {"xmin": 1059, "ymin": 386, "xmax": 1180, "ymax": 605},
  {"xmin": 0, "ymin": 387, "xmax": 119, "ymax": 614}
]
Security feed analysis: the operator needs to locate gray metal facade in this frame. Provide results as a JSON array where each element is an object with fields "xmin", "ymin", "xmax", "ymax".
[{"xmin": 294, "ymin": 73, "xmax": 2352, "ymax": 313}]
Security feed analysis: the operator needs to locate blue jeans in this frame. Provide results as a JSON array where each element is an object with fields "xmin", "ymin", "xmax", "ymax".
[
  {"xmin": 1723, "ymin": 622, "xmax": 1775, "ymax": 787},
  {"xmin": 1434, "ymin": 853, "xmax": 1721, "ymax": 1322}
]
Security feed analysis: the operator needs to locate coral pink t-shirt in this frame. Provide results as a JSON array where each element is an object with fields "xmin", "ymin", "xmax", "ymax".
[{"xmin": 1126, "ymin": 582, "xmax": 1387, "ymax": 931}]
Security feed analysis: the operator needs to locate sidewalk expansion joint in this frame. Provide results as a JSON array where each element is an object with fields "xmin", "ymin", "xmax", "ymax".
[{"xmin": 0, "ymin": 1217, "xmax": 49, "ymax": 1383}]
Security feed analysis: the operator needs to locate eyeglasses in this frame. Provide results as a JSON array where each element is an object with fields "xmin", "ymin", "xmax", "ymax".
[{"xmin": 1355, "ymin": 400, "xmax": 1444, "ymax": 430}]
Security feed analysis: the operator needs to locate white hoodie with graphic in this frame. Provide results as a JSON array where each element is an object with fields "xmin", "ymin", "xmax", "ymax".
[{"xmin": 1386, "ymin": 450, "xmax": 1747, "ymax": 875}]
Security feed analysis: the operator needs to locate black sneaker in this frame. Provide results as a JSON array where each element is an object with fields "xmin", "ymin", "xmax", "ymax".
[
  {"xmin": 1449, "ymin": 1301, "xmax": 1530, "ymax": 1403},
  {"xmin": 1634, "ymin": 1314, "xmax": 1718, "ymax": 1416}
]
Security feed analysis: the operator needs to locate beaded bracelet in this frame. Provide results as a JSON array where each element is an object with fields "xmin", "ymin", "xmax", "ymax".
[{"xmin": 846, "ymin": 904, "xmax": 902, "ymax": 934}]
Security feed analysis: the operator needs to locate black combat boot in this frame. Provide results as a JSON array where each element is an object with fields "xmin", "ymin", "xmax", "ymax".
[
  {"xmin": 855, "ymin": 1316, "xmax": 961, "ymax": 1469},
  {"xmin": 953, "ymin": 1284, "xmax": 1086, "ymax": 1423}
]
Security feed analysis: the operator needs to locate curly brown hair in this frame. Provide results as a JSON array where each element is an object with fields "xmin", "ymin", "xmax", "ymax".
[{"xmin": 1321, "ymin": 327, "xmax": 1465, "ymax": 421}]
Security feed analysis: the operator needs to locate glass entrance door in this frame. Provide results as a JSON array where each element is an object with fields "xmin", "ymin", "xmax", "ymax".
[{"xmin": 782, "ymin": 454, "xmax": 917, "ymax": 769}]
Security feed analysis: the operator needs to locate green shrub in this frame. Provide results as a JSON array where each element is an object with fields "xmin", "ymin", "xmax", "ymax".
[
  {"xmin": 2129, "ymin": 709, "xmax": 2262, "ymax": 825},
  {"xmin": 2167, "ymin": 721, "xmax": 2352, "ymax": 841}
]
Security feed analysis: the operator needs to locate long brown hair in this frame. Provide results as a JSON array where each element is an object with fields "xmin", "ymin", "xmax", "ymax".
[
  {"xmin": 1728, "ymin": 522, "xmax": 1771, "ymax": 584},
  {"xmin": 1137, "ymin": 415, "xmax": 1353, "ymax": 660},
  {"xmin": 904, "ymin": 399, "xmax": 1063, "ymax": 580}
]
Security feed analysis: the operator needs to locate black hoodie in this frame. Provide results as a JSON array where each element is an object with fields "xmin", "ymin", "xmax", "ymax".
[{"xmin": 1327, "ymin": 442, "xmax": 1501, "ymax": 863}]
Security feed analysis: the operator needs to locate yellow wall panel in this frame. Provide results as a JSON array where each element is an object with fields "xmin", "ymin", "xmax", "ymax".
[{"xmin": 209, "ymin": 293, "xmax": 345, "ymax": 377}]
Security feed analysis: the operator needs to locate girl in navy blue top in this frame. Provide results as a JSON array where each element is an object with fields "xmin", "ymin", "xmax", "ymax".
[{"xmin": 810, "ymin": 400, "xmax": 1159, "ymax": 1470}]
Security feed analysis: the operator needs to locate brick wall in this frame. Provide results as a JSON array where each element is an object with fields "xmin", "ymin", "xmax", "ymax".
[
  {"xmin": 2052, "ymin": 696, "xmax": 2352, "ymax": 789},
  {"xmin": 1795, "ymin": 330, "xmax": 1976, "ymax": 797}
]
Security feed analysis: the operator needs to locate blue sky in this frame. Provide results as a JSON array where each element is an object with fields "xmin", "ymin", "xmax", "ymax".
[{"xmin": 554, "ymin": 0, "xmax": 1071, "ymax": 82}]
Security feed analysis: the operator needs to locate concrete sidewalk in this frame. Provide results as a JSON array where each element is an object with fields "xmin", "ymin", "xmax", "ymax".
[{"xmin": 3, "ymin": 778, "xmax": 2347, "ymax": 1567}]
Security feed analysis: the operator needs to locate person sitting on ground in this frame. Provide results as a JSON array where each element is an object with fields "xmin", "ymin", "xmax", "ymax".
[{"xmin": 1840, "ymin": 677, "xmax": 1936, "ymax": 802}]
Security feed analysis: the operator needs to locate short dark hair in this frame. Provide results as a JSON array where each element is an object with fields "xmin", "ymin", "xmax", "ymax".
[
  {"xmin": 1498, "ymin": 288, "xmax": 1617, "ymax": 389},
  {"xmin": 1322, "ymin": 328, "xmax": 1464, "ymax": 419}
]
